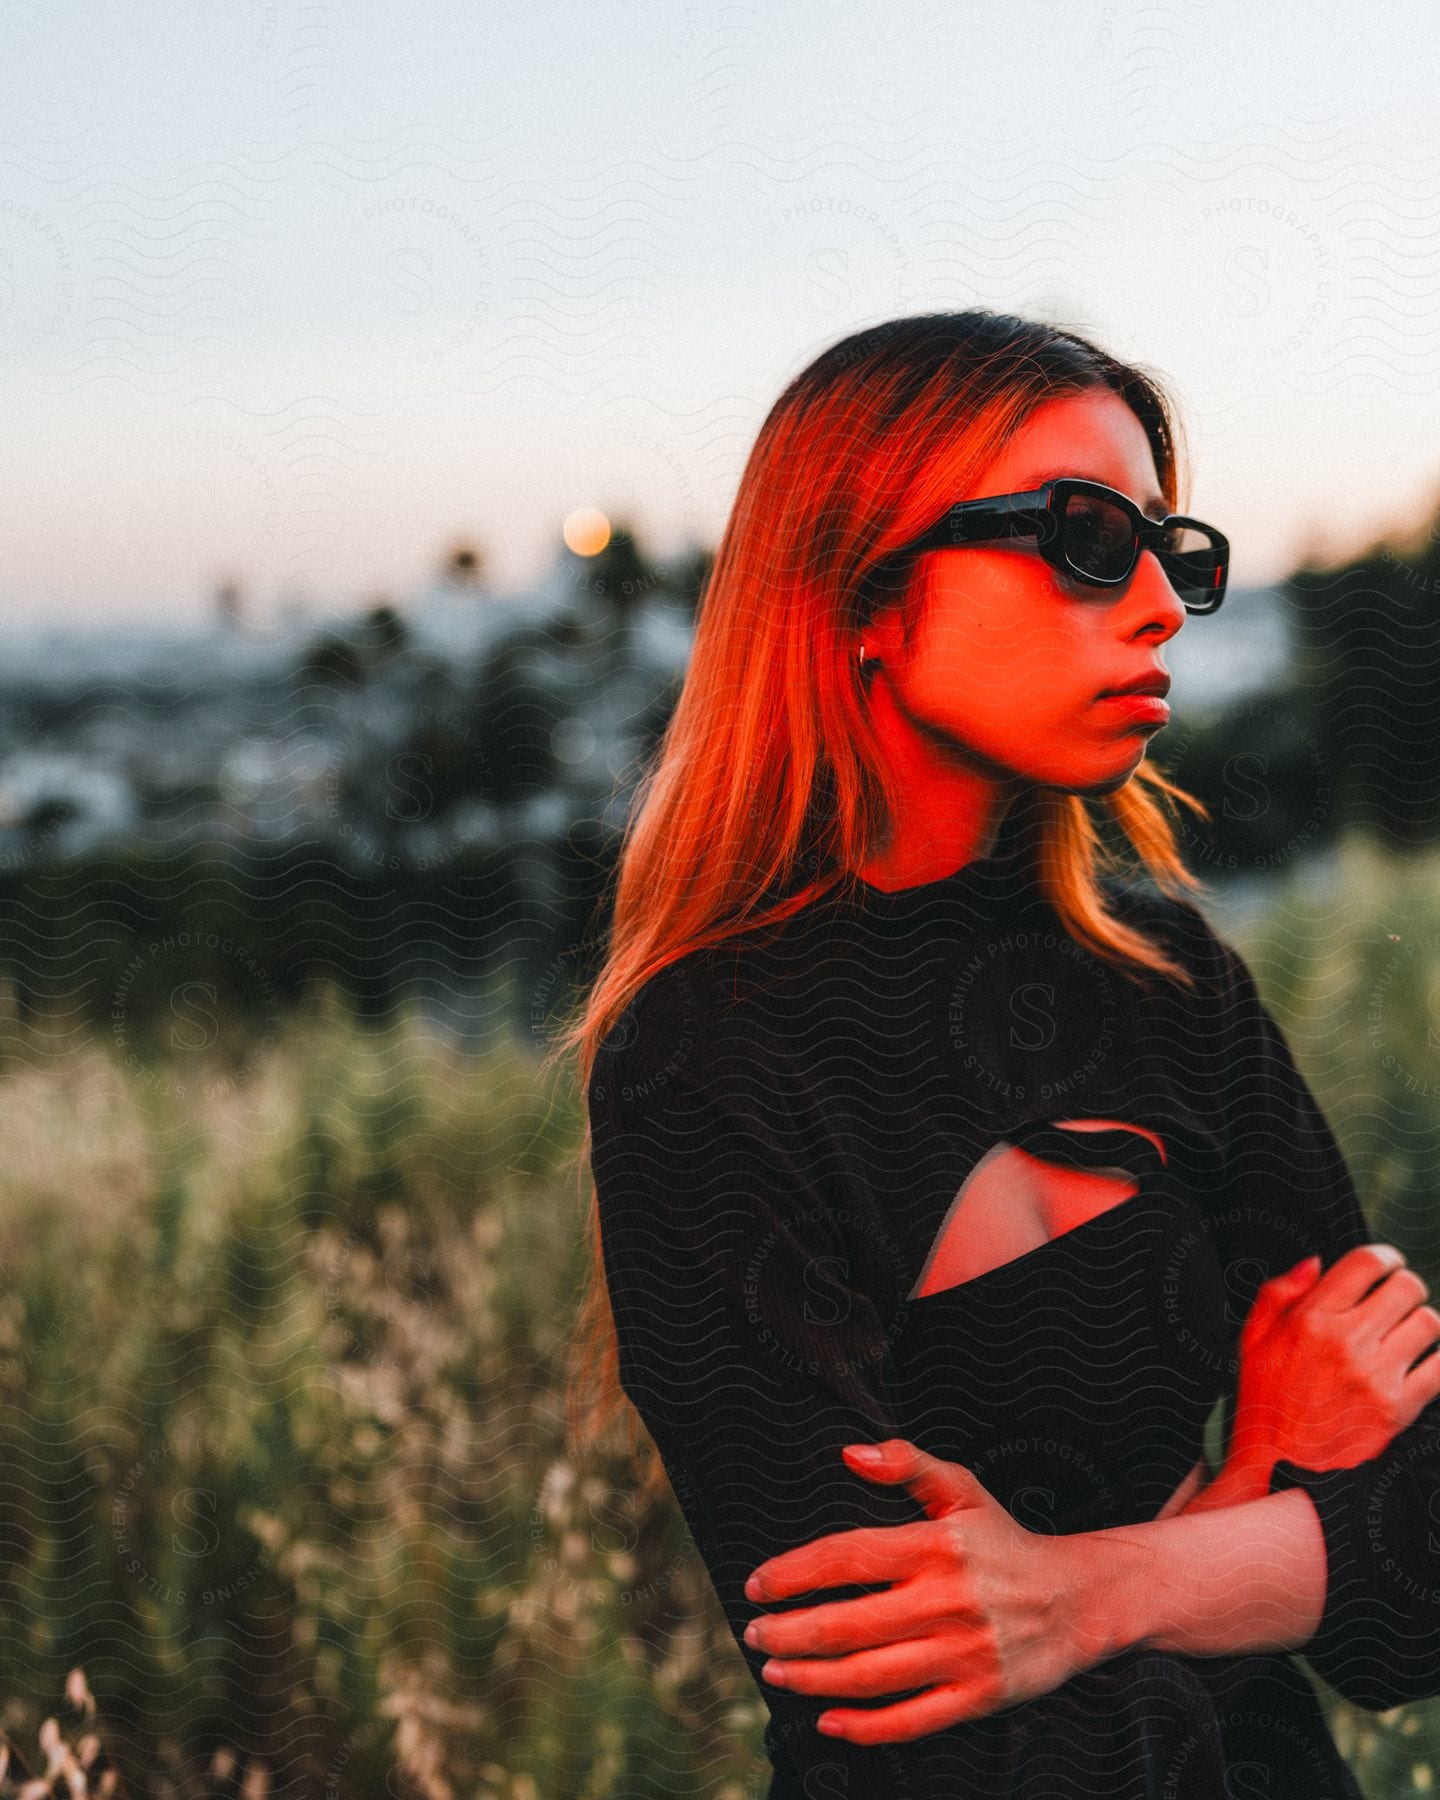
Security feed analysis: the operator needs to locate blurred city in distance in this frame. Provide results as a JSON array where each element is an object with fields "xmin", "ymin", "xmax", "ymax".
[{"xmin": 0, "ymin": 494, "xmax": 1433, "ymax": 1056}]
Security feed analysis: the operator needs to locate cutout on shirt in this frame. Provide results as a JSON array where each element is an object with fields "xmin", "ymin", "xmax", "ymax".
[{"xmin": 909, "ymin": 1118, "xmax": 1168, "ymax": 1299}]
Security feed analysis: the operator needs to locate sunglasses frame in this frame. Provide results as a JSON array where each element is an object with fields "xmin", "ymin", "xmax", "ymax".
[{"xmin": 884, "ymin": 478, "xmax": 1229, "ymax": 615}]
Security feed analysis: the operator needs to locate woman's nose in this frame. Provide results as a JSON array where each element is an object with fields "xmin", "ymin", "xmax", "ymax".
[{"xmin": 1123, "ymin": 548, "xmax": 1187, "ymax": 641}]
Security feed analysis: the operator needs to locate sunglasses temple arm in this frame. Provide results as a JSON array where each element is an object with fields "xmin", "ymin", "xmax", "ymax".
[{"xmin": 931, "ymin": 499, "xmax": 1049, "ymax": 551}]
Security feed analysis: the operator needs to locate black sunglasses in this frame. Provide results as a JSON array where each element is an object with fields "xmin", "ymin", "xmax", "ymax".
[{"xmin": 882, "ymin": 478, "xmax": 1229, "ymax": 615}]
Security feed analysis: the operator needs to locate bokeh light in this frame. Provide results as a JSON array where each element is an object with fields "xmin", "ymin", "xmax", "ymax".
[{"xmin": 563, "ymin": 508, "xmax": 612, "ymax": 557}]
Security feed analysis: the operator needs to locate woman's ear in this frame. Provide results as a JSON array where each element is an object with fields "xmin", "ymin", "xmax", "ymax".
[{"xmin": 856, "ymin": 597, "xmax": 909, "ymax": 671}]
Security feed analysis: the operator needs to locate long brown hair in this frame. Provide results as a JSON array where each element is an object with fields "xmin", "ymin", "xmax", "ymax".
[{"xmin": 542, "ymin": 309, "xmax": 1213, "ymax": 1504}]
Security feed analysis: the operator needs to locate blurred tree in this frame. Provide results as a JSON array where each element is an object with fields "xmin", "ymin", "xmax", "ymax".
[
  {"xmin": 580, "ymin": 522, "xmax": 661, "ymax": 613},
  {"xmin": 442, "ymin": 540, "xmax": 487, "ymax": 587},
  {"xmin": 471, "ymin": 635, "xmax": 563, "ymax": 803},
  {"xmin": 300, "ymin": 634, "xmax": 364, "ymax": 687},
  {"xmin": 361, "ymin": 602, "xmax": 409, "ymax": 662},
  {"xmin": 662, "ymin": 543, "xmax": 716, "ymax": 621},
  {"xmin": 215, "ymin": 577, "xmax": 244, "ymax": 630},
  {"xmin": 1152, "ymin": 691, "xmax": 1334, "ymax": 873},
  {"xmin": 1283, "ymin": 498, "xmax": 1440, "ymax": 850}
]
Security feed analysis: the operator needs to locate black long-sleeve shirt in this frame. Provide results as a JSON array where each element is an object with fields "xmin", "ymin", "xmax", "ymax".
[{"xmin": 588, "ymin": 847, "xmax": 1440, "ymax": 1797}]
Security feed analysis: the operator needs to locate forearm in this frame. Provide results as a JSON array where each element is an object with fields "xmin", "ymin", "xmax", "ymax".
[
  {"xmin": 1150, "ymin": 1444, "xmax": 1275, "ymax": 1521},
  {"xmin": 1064, "ymin": 1483, "xmax": 1327, "ymax": 1665},
  {"xmin": 1172, "ymin": 1449, "xmax": 1277, "ymax": 1517}
]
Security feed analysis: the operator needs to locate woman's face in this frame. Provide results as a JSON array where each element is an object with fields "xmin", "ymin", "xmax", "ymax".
[{"xmin": 866, "ymin": 386, "xmax": 1189, "ymax": 797}]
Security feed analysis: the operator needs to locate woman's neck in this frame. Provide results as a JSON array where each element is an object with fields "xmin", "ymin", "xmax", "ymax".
[{"xmin": 855, "ymin": 666, "xmax": 1019, "ymax": 893}]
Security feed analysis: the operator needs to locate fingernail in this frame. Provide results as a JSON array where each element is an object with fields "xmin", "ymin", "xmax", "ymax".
[
  {"xmin": 745, "ymin": 1574, "xmax": 763, "ymax": 1600},
  {"xmin": 844, "ymin": 1445, "xmax": 883, "ymax": 1466},
  {"xmin": 762, "ymin": 1660, "xmax": 787, "ymax": 1685}
]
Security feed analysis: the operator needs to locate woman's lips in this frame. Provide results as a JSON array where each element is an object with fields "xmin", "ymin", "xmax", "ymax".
[{"xmin": 1095, "ymin": 692, "xmax": 1170, "ymax": 725}]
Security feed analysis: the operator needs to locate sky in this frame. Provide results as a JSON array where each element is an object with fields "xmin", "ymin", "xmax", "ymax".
[{"xmin": 2, "ymin": 1, "xmax": 1439, "ymax": 629}]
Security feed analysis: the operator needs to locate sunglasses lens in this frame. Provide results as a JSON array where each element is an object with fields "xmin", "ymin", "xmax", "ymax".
[
  {"xmin": 1158, "ymin": 524, "xmax": 1226, "ymax": 610},
  {"xmin": 1061, "ymin": 494, "xmax": 1226, "ymax": 610},
  {"xmin": 1061, "ymin": 493, "xmax": 1135, "ymax": 580},
  {"xmin": 1159, "ymin": 532, "xmax": 1224, "ymax": 612}
]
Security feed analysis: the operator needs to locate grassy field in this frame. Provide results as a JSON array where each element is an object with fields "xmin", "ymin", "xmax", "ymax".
[{"xmin": 0, "ymin": 834, "xmax": 1437, "ymax": 1797}]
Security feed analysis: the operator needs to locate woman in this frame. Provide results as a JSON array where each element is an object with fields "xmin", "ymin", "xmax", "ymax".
[{"xmin": 552, "ymin": 311, "xmax": 1440, "ymax": 1797}]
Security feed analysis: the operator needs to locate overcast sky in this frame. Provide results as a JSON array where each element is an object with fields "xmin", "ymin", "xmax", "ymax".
[{"xmin": 2, "ymin": 1, "xmax": 1438, "ymax": 628}]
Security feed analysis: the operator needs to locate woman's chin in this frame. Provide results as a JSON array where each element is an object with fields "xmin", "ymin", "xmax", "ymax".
[{"xmin": 1057, "ymin": 747, "xmax": 1150, "ymax": 797}]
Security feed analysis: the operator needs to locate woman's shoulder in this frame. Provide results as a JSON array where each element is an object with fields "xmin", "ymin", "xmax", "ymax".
[
  {"xmin": 590, "ymin": 947, "xmax": 775, "ymax": 1113},
  {"xmin": 1099, "ymin": 877, "xmax": 1240, "ymax": 975}
]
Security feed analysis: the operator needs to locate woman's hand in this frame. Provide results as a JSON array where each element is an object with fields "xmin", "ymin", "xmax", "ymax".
[
  {"xmin": 741, "ymin": 1441, "xmax": 1090, "ymax": 1744},
  {"xmin": 1195, "ymin": 1241, "xmax": 1440, "ymax": 1510}
]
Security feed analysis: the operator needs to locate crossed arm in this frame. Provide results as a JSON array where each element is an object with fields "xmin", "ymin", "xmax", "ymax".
[
  {"xmin": 744, "ymin": 1242, "xmax": 1437, "ymax": 1745},
  {"xmin": 1062, "ymin": 1473, "xmax": 1327, "ymax": 1667},
  {"xmin": 740, "ymin": 1437, "xmax": 1329, "ymax": 1746},
  {"xmin": 1075, "ymin": 1383, "xmax": 1347, "ymax": 1654}
]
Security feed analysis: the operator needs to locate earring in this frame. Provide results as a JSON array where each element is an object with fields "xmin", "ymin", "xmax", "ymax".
[{"xmin": 857, "ymin": 643, "xmax": 870, "ymax": 667}]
